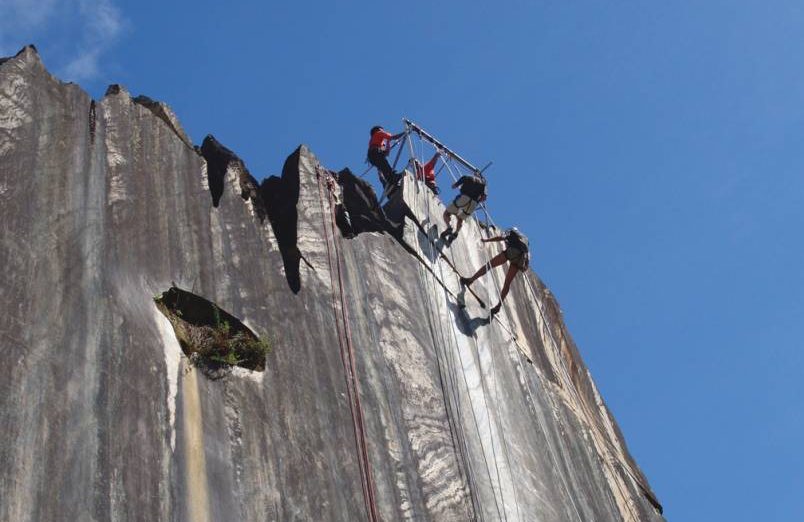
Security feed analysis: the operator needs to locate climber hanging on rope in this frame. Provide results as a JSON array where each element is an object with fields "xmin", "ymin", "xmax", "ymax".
[
  {"xmin": 460, "ymin": 227, "xmax": 529, "ymax": 316},
  {"xmin": 440, "ymin": 171, "xmax": 487, "ymax": 246},
  {"xmin": 412, "ymin": 149, "xmax": 441, "ymax": 195},
  {"xmin": 367, "ymin": 125, "xmax": 405, "ymax": 193}
]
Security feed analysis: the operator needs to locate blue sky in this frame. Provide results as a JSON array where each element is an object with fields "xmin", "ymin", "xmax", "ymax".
[{"xmin": 4, "ymin": 1, "xmax": 804, "ymax": 519}]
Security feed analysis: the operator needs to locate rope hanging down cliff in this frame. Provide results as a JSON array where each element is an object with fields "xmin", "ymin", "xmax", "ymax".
[{"xmin": 316, "ymin": 169, "xmax": 380, "ymax": 522}]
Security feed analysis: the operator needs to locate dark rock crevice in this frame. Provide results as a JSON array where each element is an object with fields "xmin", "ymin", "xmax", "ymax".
[
  {"xmin": 333, "ymin": 170, "xmax": 465, "ymax": 297},
  {"xmin": 198, "ymin": 139, "xmax": 307, "ymax": 294},
  {"xmin": 88, "ymin": 100, "xmax": 96, "ymax": 144},
  {"xmin": 260, "ymin": 147, "xmax": 302, "ymax": 293},
  {"xmin": 104, "ymin": 84, "xmax": 125, "ymax": 97},
  {"xmin": 336, "ymin": 169, "xmax": 393, "ymax": 236},
  {"xmin": 199, "ymin": 135, "xmax": 267, "ymax": 222}
]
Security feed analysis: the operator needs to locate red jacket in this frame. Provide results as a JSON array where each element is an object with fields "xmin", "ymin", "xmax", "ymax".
[
  {"xmin": 368, "ymin": 129, "xmax": 392, "ymax": 152},
  {"xmin": 416, "ymin": 157, "xmax": 438, "ymax": 183}
]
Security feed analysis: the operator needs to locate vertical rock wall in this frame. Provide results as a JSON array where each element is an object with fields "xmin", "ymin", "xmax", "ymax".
[{"xmin": 0, "ymin": 46, "xmax": 663, "ymax": 521}]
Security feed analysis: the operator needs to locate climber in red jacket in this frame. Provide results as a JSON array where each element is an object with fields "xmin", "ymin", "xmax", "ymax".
[
  {"xmin": 460, "ymin": 227, "xmax": 530, "ymax": 316},
  {"xmin": 413, "ymin": 150, "xmax": 441, "ymax": 195},
  {"xmin": 367, "ymin": 125, "xmax": 405, "ymax": 191}
]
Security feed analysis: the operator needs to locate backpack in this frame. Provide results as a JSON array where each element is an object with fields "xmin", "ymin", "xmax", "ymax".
[
  {"xmin": 506, "ymin": 230, "xmax": 529, "ymax": 252},
  {"xmin": 460, "ymin": 175, "xmax": 487, "ymax": 200}
]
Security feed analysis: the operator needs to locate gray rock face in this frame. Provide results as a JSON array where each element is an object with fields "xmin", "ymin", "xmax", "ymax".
[{"xmin": 0, "ymin": 45, "xmax": 663, "ymax": 522}]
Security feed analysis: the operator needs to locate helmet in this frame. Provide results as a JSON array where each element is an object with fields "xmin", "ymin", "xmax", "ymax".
[{"xmin": 370, "ymin": 126, "xmax": 383, "ymax": 136}]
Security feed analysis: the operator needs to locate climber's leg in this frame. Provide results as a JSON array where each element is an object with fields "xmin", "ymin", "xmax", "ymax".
[{"xmin": 461, "ymin": 252, "xmax": 507, "ymax": 286}]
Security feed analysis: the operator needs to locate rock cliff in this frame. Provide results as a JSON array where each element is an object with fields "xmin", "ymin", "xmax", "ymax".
[{"xmin": 0, "ymin": 45, "xmax": 663, "ymax": 521}]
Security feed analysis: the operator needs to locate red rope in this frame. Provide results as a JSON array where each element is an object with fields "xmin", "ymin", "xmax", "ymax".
[{"xmin": 316, "ymin": 171, "xmax": 380, "ymax": 522}]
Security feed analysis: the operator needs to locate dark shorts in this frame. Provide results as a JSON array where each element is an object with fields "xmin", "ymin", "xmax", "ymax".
[{"xmin": 504, "ymin": 246, "xmax": 529, "ymax": 270}]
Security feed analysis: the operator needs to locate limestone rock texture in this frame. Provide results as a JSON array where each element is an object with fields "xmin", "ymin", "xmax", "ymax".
[{"xmin": 0, "ymin": 46, "xmax": 664, "ymax": 522}]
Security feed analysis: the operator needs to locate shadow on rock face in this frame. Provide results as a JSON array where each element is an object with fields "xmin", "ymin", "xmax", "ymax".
[
  {"xmin": 201, "ymin": 137, "xmax": 302, "ymax": 294},
  {"xmin": 200, "ymin": 135, "xmax": 230, "ymax": 207},
  {"xmin": 337, "ymin": 169, "xmax": 392, "ymax": 236},
  {"xmin": 261, "ymin": 148, "xmax": 302, "ymax": 293},
  {"xmin": 416, "ymin": 221, "xmax": 443, "ymax": 263},
  {"xmin": 200, "ymin": 135, "xmax": 267, "ymax": 222},
  {"xmin": 447, "ymin": 299, "xmax": 489, "ymax": 336}
]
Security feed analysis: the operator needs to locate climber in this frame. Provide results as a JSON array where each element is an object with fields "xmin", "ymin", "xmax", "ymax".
[
  {"xmin": 440, "ymin": 172, "xmax": 487, "ymax": 245},
  {"xmin": 367, "ymin": 125, "xmax": 405, "ymax": 192},
  {"xmin": 460, "ymin": 227, "xmax": 529, "ymax": 316},
  {"xmin": 413, "ymin": 150, "xmax": 441, "ymax": 195}
]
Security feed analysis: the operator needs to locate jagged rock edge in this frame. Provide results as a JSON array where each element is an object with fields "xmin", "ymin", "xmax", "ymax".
[
  {"xmin": 0, "ymin": 44, "xmax": 38, "ymax": 68},
  {"xmin": 132, "ymin": 95, "xmax": 194, "ymax": 149}
]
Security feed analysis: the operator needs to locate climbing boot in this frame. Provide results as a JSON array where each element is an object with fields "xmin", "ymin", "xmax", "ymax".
[
  {"xmin": 490, "ymin": 303, "xmax": 501, "ymax": 316},
  {"xmin": 460, "ymin": 276, "xmax": 473, "ymax": 287}
]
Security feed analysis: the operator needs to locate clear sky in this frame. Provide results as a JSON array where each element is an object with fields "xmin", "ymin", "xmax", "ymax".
[{"xmin": 3, "ymin": 1, "xmax": 803, "ymax": 520}]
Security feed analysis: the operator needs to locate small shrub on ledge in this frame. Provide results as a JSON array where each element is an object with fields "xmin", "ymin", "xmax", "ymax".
[{"xmin": 154, "ymin": 286, "xmax": 270, "ymax": 374}]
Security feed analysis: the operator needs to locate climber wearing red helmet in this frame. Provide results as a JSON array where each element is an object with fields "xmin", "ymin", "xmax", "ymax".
[{"xmin": 367, "ymin": 125, "xmax": 405, "ymax": 191}]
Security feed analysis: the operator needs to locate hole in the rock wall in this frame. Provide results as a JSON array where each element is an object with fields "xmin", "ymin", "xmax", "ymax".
[{"xmin": 154, "ymin": 287, "xmax": 270, "ymax": 377}]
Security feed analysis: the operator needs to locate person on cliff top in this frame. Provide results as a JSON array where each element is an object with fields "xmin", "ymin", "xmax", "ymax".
[
  {"xmin": 367, "ymin": 125, "xmax": 405, "ymax": 193},
  {"xmin": 440, "ymin": 171, "xmax": 487, "ymax": 246},
  {"xmin": 412, "ymin": 150, "xmax": 441, "ymax": 195},
  {"xmin": 460, "ymin": 227, "xmax": 530, "ymax": 316}
]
